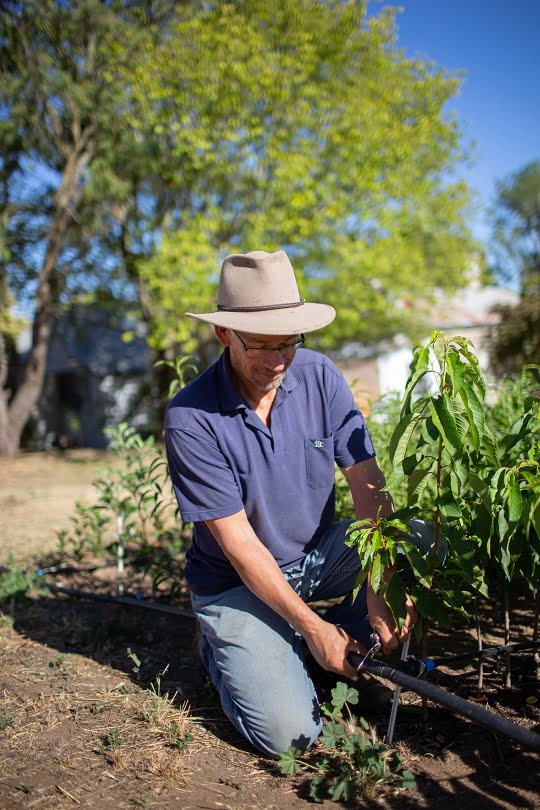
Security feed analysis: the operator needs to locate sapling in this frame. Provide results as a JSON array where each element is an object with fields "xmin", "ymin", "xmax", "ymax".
[{"xmin": 346, "ymin": 334, "xmax": 540, "ymax": 691}]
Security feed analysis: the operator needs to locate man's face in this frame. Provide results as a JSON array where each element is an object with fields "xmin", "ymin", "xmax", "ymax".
[{"xmin": 216, "ymin": 327, "xmax": 300, "ymax": 394}]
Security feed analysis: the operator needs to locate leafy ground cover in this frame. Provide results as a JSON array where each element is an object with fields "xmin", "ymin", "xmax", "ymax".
[{"xmin": 1, "ymin": 451, "xmax": 539, "ymax": 809}]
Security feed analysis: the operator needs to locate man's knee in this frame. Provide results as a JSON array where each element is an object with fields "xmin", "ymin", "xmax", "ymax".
[{"xmin": 250, "ymin": 700, "xmax": 322, "ymax": 758}]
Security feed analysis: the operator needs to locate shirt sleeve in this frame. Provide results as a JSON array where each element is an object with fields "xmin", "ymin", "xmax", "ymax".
[
  {"xmin": 326, "ymin": 363, "xmax": 376, "ymax": 468},
  {"xmin": 165, "ymin": 427, "xmax": 244, "ymax": 522}
]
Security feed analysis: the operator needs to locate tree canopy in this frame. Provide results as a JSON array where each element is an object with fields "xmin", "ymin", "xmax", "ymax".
[
  {"xmin": 133, "ymin": 0, "xmax": 475, "ymax": 354},
  {"xmin": 488, "ymin": 160, "xmax": 540, "ymax": 376},
  {"xmin": 1, "ymin": 0, "xmax": 476, "ymax": 453},
  {"xmin": 490, "ymin": 160, "xmax": 540, "ymax": 293}
]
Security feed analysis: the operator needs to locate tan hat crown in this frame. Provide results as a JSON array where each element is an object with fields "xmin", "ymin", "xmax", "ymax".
[
  {"xmin": 217, "ymin": 251, "xmax": 303, "ymax": 312},
  {"xmin": 185, "ymin": 249, "xmax": 335, "ymax": 336}
]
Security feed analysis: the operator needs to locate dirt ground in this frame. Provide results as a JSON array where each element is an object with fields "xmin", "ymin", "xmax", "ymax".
[{"xmin": 1, "ymin": 451, "xmax": 539, "ymax": 809}]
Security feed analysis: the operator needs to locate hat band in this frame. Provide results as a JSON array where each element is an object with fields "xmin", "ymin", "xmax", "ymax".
[{"xmin": 217, "ymin": 298, "xmax": 305, "ymax": 313}]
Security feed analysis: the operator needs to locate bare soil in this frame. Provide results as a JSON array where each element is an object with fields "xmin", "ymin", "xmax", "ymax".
[{"xmin": 1, "ymin": 451, "xmax": 539, "ymax": 809}]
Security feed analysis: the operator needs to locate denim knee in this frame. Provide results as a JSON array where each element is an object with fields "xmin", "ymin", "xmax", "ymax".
[{"xmin": 249, "ymin": 700, "xmax": 323, "ymax": 758}]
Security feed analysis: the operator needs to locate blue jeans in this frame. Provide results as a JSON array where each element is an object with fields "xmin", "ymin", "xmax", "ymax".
[
  {"xmin": 191, "ymin": 518, "xmax": 442, "ymax": 757},
  {"xmin": 190, "ymin": 519, "xmax": 368, "ymax": 757}
]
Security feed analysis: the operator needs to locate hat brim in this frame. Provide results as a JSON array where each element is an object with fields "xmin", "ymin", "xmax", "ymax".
[{"xmin": 185, "ymin": 302, "xmax": 335, "ymax": 335}]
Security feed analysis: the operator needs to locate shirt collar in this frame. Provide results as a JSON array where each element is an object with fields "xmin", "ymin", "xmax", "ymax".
[{"xmin": 216, "ymin": 348, "xmax": 302, "ymax": 412}]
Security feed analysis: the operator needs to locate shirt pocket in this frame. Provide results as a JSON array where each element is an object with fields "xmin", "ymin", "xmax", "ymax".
[{"xmin": 304, "ymin": 436, "xmax": 335, "ymax": 489}]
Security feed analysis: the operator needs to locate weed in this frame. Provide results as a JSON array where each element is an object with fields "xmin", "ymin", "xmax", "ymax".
[
  {"xmin": 99, "ymin": 727, "xmax": 125, "ymax": 752},
  {"xmin": 279, "ymin": 683, "xmax": 414, "ymax": 802},
  {"xmin": 168, "ymin": 721, "xmax": 193, "ymax": 751},
  {"xmin": 139, "ymin": 665, "xmax": 175, "ymax": 726},
  {"xmin": 89, "ymin": 703, "xmax": 105, "ymax": 714},
  {"xmin": 0, "ymin": 558, "xmax": 44, "ymax": 603},
  {"xmin": 0, "ymin": 710, "xmax": 16, "ymax": 730},
  {"xmin": 127, "ymin": 647, "xmax": 142, "ymax": 675},
  {"xmin": 133, "ymin": 797, "xmax": 153, "ymax": 809}
]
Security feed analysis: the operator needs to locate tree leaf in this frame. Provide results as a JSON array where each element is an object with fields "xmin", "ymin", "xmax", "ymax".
[
  {"xmin": 384, "ymin": 573, "xmax": 408, "ymax": 632},
  {"xmin": 459, "ymin": 381, "xmax": 485, "ymax": 448},
  {"xmin": 389, "ymin": 412, "xmax": 422, "ymax": 466},
  {"xmin": 430, "ymin": 395, "xmax": 463, "ymax": 455}
]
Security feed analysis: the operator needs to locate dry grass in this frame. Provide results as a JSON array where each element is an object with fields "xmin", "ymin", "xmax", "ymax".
[{"xmin": 0, "ymin": 449, "xmax": 118, "ymax": 564}]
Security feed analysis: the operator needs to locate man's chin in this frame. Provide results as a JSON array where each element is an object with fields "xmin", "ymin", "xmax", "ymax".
[{"xmin": 254, "ymin": 372, "xmax": 286, "ymax": 392}]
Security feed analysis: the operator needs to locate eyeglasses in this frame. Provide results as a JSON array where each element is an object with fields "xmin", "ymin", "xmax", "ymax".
[{"xmin": 232, "ymin": 330, "xmax": 305, "ymax": 357}]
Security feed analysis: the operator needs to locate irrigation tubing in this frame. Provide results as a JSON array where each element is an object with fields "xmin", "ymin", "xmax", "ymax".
[
  {"xmin": 47, "ymin": 584, "xmax": 195, "ymax": 619},
  {"xmin": 401, "ymin": 642, "xmax": 540, "ymax": 677},
  {"xmin": 349, "ymin": 653, "xmax": 540, "ymax": 752}
]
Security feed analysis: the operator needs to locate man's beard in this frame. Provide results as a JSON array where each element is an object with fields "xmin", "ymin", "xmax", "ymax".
[{"xmin": 252, "ymin": 370, "xmax": 286, "ymax": 392}]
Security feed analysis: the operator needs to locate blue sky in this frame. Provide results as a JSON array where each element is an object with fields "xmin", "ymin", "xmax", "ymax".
[{"xmin": 374, "ymin": 0, "xmax": 540, "ymax": 246}]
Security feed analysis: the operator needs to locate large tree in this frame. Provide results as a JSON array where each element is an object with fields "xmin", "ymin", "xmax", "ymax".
[
  {"xmin": 1, "ymin": 0, "xmax": 475, "ymax": 455},
  {"xmin": 0, "ymin": 0, "xmax": 178, "ymax": 456},
  {"xmin": 133, "ymin": 0, "xmax": 475, "ymax": 356},
  {"xmin": 489, "ymin": 160, "xmax": 540, "ymax": 375}
]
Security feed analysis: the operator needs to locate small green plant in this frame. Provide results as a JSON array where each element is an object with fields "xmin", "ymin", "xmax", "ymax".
[
  {"xmin": 127, "ymin": 647, "xmax": 142, "ymax": 675},
  {"xmin": 278, "ymin": 683, "xmax": 414, "ymax": 802},
  {"xmin": 0, "ymin": 559, "xmax": 44, "ymax": 604},
  {"xmin": 168, "ymin": 721, "xmax": 194, "ymax": 751},
  {"xmin": 0, "ymin": 710, "xmax": 16, "ymax": 730},
  {"xmin": 139, "ymin": 665, "xmax": 178, "ymax": 726},
  {"xmin": 133, "ymin": 797, "xmax": 153, "ymax": 809},
  {"xmin": 100, "ymin": 727, "xmax": 125, "ymax": 751},
  {"xmin": 154, "ymin": 355, "xmax": 198, "ymax": 400}
]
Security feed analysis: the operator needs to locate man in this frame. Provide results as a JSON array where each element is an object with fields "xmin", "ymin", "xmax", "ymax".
[{"xmin": 165, "ymin": 250, "xmax": 416, "ymax": 757}]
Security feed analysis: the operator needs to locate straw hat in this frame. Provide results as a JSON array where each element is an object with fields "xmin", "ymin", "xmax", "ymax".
[{"xmin": 185, "ymin": 250, "xmax": 335, "ymax": 335}]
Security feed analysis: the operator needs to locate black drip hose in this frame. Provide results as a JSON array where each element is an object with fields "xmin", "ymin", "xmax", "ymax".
[{"xmin": 349, "ymin": 654, "xmax": 540, "ymax": 753}]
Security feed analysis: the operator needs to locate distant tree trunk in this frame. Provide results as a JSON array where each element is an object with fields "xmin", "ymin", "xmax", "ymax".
[{"xmin": 0, "ymin": 137, "xmax": 94, "ymax": 457}]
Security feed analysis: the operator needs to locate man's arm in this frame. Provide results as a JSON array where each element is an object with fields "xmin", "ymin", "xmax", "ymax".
[
  {"xmin": 342, "ymin": 458, "xmax": 417, "ymax": 654},
  {"xmin": 204, "ymin": 510, "xmax": 365, "ymax": 678}
]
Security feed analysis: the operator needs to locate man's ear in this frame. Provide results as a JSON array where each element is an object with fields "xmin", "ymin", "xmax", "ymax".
[{"xmin": 214, "ymin": 325, "xmax": 232, "ymax": 347}]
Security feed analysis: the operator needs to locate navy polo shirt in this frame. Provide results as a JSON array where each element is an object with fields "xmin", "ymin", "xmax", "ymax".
[{"xmin": 165, "ymin": 348, "xmax": 375, "ymax": 595}]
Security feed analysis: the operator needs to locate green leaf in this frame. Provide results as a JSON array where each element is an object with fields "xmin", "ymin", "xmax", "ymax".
[
  {"xmin": 459, "ymin": 381, "xmax": 485, "ymax": 448},
  {"xmin": 331, "ymin": 682, "xmax": 359, "ymax": 710},
  {"xmin": 410, "ymin": 586, "xmax": 452, "ymax": 627},
  {"xmin": 384, "ymin": 573, "xmax": 408, "ymax": 632},
  {"xmin": 430, "ymin": 395, "xmax": 463, "ymax": 454},
  {"xmin": 446, "ymin": 348, "xmax": 465, "ymax": 394},
  {"xmin": 406, "ymin": 468, "xmax": 433, "ymax": 506},
  {"xmin": 402, "ymin": 347, "xmax": 431, "ymax": 414},
  {"xmin": 370, "ymin": 553, "xmax": 384, "ymax": 593},
  {"xmin": 308, "ymin": 775, "xmax": 327, "ymax": 802},
  {"xmin": 389, "ymin": 412, "xmax": 422, "ymax": 466},
  {"xmin": 278, "ymin": 746, "xmax": 301, "ymax": 776},
  {"xmin": 401, "ymin": 770, "xmax": 416, "ymax": 789},
  {"xmin": 506, "ymin": 480, "xmax": 523, "ymax": 524},
  {"xmin": 321, "ymin": 720, "xmax": 346, "ymax": 749}
]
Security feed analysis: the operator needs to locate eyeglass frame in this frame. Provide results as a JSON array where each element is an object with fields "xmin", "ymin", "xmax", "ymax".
[{"xmin": 232, "ymin": 330, "xmax": 305, "ymax": 355}]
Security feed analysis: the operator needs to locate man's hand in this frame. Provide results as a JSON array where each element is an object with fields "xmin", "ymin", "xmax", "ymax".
[
  {"xmin": 367, "ymin": 582, "xmax": 417, "ymax": 654},
  {"xmin": 304, "ymin": 621, "xmax": 367, "ymax": 679}
]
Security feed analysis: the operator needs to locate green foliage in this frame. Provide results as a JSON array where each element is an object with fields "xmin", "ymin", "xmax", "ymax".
[
  {"xmin": 346, "ymin": 334, "xmax": 540, "ymax": 629},
  {"xmin": 278, "ymin": 682, "xmax": 414, "ymax": 801},
  {"xmin": 0, "ymin": 710, "xmax": 16, "ymax": 730},
  {"xmin": 154, "ymin": 355, "xmax": 199, "ymax": 400},
  {"xmin": 0, "ymin": 560, "xmax": 44, "ymax": 604},
  {"xmin": 130, "ymin": 0, "xmax": 475, "ymax": 356},
  {"xmin": 490, "ymin": 160, "xmax": 540, "ymax": 292},
  {"xmin": 56, "ymin": 422, "xmax": 187, "ymax": 598},
  {"xmin": 490, "ymin": 295, "xmax": 540, "ymax": 377}
]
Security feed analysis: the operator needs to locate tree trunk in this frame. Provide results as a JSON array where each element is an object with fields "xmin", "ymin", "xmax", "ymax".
[{"xmin": 0, "ymin": 141, "xmax": 94, "ymax": 456}]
